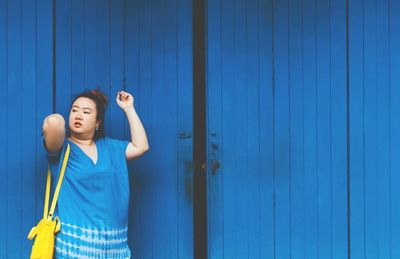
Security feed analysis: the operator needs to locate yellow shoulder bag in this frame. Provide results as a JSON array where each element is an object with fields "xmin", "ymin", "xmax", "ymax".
[{"xmin": 27, "ymin": 144, "xmax": 70, "ymax": 259}]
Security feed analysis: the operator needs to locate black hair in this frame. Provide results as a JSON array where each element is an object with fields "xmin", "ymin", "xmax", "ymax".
[{"xmin": 69, "ymin": 89, "xmax": 108, "ymax": 140}]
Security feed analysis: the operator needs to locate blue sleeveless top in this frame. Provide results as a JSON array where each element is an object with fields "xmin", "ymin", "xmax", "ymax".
[{"xmin": 44, "ymin": 136, "xmax": 132, "ymax": 258}]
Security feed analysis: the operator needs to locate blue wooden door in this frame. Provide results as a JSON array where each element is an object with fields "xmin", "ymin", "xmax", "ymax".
[
  {"xmin": 206, "ymin": 0, "xmax": 400, "ymax": 258},
  {"xmin": 206, "ymin": 0, "xmax": 348, "ymax": 258},
  {"xmin": 54, "ymin": 0, "xmax": 194, "ymax": 258}
]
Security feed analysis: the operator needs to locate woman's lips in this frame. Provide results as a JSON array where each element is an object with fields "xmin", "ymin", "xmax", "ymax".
[{"xmin": 74, "ymin": 122, "xmax": 82, "ymax": 127}]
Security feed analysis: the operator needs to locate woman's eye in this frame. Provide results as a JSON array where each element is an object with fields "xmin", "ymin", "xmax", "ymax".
[{"xmin": 84, "ymin": 112, "xmax": 90, "ymax": 114}]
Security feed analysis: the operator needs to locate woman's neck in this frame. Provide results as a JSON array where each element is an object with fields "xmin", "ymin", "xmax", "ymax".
[{"xmin": 69, "ymin": 135, "xmax": 94, "ymax": 146}]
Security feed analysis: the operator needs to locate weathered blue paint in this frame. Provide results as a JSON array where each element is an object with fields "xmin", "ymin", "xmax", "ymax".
[
  {"xmin": 1, "ymin": 0, "xmax": 399, "ymax": 258},
  {"xmin": 206, "ymin": 0, "xmax": 372, "ymax": 258}
]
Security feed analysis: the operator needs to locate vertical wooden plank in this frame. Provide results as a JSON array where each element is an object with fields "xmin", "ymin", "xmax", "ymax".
[
  {"xmin": 137, "ymin": 0, "xmax": 154, "ymax": 256},
  {"xmin": 348, "ymin": 0, "xmax": 365, "ymax": 256},
  {"xmin": 376, "ymin": 0, "xmax": 390, "ymax": 257},
  {"xmin": 109, "ymin": 0, "xmax": 124, "ymax": 139},
  {"xmin": 150, "ymin": 0, "xmax": 161, "ymax": 199},
  {"xmin": 84, "ymin": 0, "xmax": 96, "ymax": 88},
  {"xmin": 330, "ymin": 0, "xmax": 348, "ymax": 258},
  {"xmin": 6, "ymin": 0, "xmax": 23, "ymax": 257},
  {"xmin": 123, "ymin": 0, "xmax": 139, "ymax": 112},
  {"xmin": 316, "ymin": 0, "xmax": 332, "ymax": 256},
  {"xmin": 288, "ymin": 0, "xmax": 305, "ymax": 256},
  {"xmin": 0, "ymin": 0, "xmax": 7, "ymax": 254},
  {"xmin": 177, "ymin": 0, "xmax": 194, "ymax": 257},
  {"xmin": 273, "ymin": 0, "xmax": 291, "ymax": 257},
  {"xmin": 389, "ymin": 0, "xmax": 400, "ymax": 256},
  {"xmin": 162, "ymin": 0, "xmax": 179, "ymax": 257},
  {"xmin": 302, "ymin": 0, "xmax": 318, "ymax": 256},
  {"xmin": 206, "ymin": 0, "xmax": 223, "ymax": 257},
  {"xmin": 246, "ymin": 0, "xmax": 261, "ymax": 257},
  {"xmin": 234, "ymin": 0, "xmax": 248, "ymax": 257},
  {"xmin": 21, "ymin": 0, "xmax": 37, "ymax": 257},
  {"xmin": 56, "ymin": 0, "xmax": 71, "ymax": 115},
  {"xmin": 151, "ymin": 0, "xmax": 170, "ymax": 256},
  {"xmin": 95, "ymin": 0, "xmax": 111, "ymax": 130},
  {"xmin": 258, "ymin": 0, "xmax": 275, "ymax": 257},
  {"xmin": 71, "ymin": 0, "xmax": 84, "ymax": 107},
  {"xmin": 124, "ymin": 0, "xmax": 143, "ymax": 256},
  {"xmin": 363, "ymin": 0, "xmax": 378, "ymax": 257},
  {"xmin": 220, "ymin": 0, "xmax": 236, "ymax": 256}
]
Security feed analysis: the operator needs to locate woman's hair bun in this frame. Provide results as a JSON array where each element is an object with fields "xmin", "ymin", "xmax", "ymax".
[{"xmin": 90, "ymin": 89, "xmax": 108, "ymax": 106}]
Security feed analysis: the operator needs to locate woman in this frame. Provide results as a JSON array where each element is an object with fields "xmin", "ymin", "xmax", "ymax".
[{"xmin": 42, "ymin": 89, "xmax": 149, "ymax": 258}]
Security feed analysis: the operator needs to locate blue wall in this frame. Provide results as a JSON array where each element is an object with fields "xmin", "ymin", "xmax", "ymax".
[
  {"xmin": 206, "ymin": 0, "xmax": 395, "ymax": 258},
  {"xmin": 1, "ymin": 0, "xmax": 398, "ymax": 258},
  {"xmin": 0, "ymin": 0, "xmax": 53, "ymax": 258}
]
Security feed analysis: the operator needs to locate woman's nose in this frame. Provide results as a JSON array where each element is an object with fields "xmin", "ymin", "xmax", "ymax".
[{"xmin": 75, "ymin": 112, "xmax": 83, "ymax": 120}]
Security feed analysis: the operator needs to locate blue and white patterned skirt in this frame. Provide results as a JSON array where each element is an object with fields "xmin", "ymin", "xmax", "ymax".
[{"xmin": 54, "ymin": 222, "xmax": 131, "ymax": 259}]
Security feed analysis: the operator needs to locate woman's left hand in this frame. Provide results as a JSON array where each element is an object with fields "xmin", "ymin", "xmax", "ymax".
[{"xmin": 116, "ymin": 91, "xmax": 134, "ymax": 111}]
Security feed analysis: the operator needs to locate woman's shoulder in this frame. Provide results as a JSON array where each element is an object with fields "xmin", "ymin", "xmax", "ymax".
[
  {"xmin": 101, "ymin": 136, "xmax": 127, "ymax": 143},
  {"xmin": 100, "ymin": 136, "xmax": 130, "ymax": 153}
]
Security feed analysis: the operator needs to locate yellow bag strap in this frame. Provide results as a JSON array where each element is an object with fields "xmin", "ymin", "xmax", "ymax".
[
  {"xmin": 43, "ymin": 144, "xmax": 70, "ymax": 220},
  {"xmin": 43, "ymin": 166, "xmax": 51, "ymax": 219}
]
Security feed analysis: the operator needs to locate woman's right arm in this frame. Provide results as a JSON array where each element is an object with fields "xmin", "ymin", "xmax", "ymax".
[{"xmin": 42, "ymin": 113, "xmax": 66, "ymax": 153}]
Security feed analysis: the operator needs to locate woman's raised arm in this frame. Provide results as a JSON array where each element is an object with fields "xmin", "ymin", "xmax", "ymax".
[{"xmin": 42, "ymin": 113, "xmax": 66, "ymax": 153}]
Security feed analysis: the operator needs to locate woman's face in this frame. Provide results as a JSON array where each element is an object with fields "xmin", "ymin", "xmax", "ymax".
[{"xmin": 69, "ymin": 97, "xmax": 98, "ymax": 138}]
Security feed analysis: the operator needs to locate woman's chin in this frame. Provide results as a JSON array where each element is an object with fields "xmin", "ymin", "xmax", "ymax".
[{"xmin": 70, "ymin": 128, "xmax": 85, "ymax": 135}]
